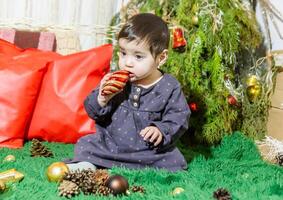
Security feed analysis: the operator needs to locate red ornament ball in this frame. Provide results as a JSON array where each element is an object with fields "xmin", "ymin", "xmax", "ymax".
[
  {"xmin": 228, "ymin": 95, "xmax": 237, "ymax": 106},
  {"xmin": 188, "ymin": 102, "xmax": 198, "ymax": 112}
]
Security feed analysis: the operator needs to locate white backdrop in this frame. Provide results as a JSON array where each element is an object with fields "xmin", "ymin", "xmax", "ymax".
[
  {"xmin": 0, "ymin": 0, "xmax": 281, "ymax": 52},
  {"xmin": 0, "ymin": 0, "xmax": 128, "ymax": 52},
  {"xmin": 256, "ymin": 0, "xmax": 283, "ymax": 51}
]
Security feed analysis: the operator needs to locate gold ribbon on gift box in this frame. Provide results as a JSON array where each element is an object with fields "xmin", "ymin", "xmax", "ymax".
[{"xmin": 0, "ymin": 169, "xmax": 24, "ymax": 183}]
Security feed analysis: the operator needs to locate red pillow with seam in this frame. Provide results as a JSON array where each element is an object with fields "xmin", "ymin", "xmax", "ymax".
[
  {"xmin": 0, "ymin": 39, "xmax": 22, "ymax": 55},
  {"xmin": 27, "ymin": 44, "xmax": 112, "ymax": 143},
  {"xmin": 0, "ymin": 49, "xmax": 61, "ymax": 148}
]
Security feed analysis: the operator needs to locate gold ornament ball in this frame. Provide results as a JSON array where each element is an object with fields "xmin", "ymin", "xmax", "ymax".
[
  {"xmin": 172, "ymin": 187, "xmax": 185, "ymax": 196},
  {"xmin": 3, "ymin": 155, "xmax": 16, "ymax": 162},
  {"xmin": 46, "ymin": 162, "xmax": 69, "ymax": 182},
  {"xmin": 246, "ymin": 75, "xmax": 259, "ymax": 87},
  {"xmin": 247, "ymin": 84, "xmax": 261, "ymax": 102},
  {"xmin": 192, "ymin": 15, "xmax": 199, "ymax": 25},
  {"xmin": 0, "ymin": 180, "xmax": 5, "ymax": 193}
]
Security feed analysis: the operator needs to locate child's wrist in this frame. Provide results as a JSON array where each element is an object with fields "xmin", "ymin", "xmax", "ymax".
[{"xmin": 97, "ymin": 94, "xmax": 108, "ymax": 107}]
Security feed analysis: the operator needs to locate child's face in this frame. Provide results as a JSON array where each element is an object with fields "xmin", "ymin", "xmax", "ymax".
[{"xmin": 118, "ymin": 38, "xmax": 161, "ymax": 84}]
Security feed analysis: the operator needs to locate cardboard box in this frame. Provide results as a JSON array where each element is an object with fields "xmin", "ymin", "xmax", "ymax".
[
  {"xmin": 267, "ymin": 68, "xmax": 283, "ymax": 141},
  {"xmin": 271, "ymin": 72, "xmax": 283, "ymax": 109},
  {"xmin": 271, "ymin": 89, "xmax": 283, "ymax": 109},
  {"xmin": 274, "ymin": 72, "xmax": 283, "ymax": 91},
  {"xmin": 267, "ymin": 107, "xmax": 283, "ymax": 141}
]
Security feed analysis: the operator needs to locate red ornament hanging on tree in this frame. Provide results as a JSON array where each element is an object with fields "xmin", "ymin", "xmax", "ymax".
[
  {"xmin": 227, "ymin": 94, "xmax": 238, "ymax": 106},
  {"xmin": 188, "ymin": 102, "xmax": 198, "ymax": 112},
  {"xmin": 172, "ymin": 27, "xmax": 187, "ymax": 52}
]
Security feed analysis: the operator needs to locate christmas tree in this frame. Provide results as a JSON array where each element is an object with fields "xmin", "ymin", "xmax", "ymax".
[{"xmin": 109, "ymin": 0, "xmax": 277, "ymax": 144}]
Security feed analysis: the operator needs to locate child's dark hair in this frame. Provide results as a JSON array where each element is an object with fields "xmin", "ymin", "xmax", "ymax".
[{"xmin": 118, "ymin": 13, "xmax": 169, "ymax": 58}]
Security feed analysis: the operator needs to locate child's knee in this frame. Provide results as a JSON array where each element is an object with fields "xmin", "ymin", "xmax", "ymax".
[{"xmin": 66, "ymin": 161, "xmax": 96, "ymax": 172}]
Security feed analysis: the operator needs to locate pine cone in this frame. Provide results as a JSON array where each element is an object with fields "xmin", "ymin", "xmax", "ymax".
[
  {"xmin": 30, "ymin": 139, "xmax": 53, "ymax": 157},
  {"xmin": 63, "ymin": 169, "xmax": 97, "ymax": 195},
  {"xmin": 213, "ymin": 188, "xmax": 232, "ymax": 200},
  {"xmin": 63, "ymin": 171, "xmax": 82, "ymax": 183},
  {"xmin": 58, "ymin": 180, "xmax": 80, "ymax": 198},
  {"xmin": 80, "ymin": 170, "xmax": 97, "ymax": 195},
  {"xmin": 131, "ymin": 185, "xmax": 145, "ymax": 193},
  {"xmin": 276, "ymin": 152, "xmax": 283, "ymax": 166},
  {"xmin": 92, "ymin": 169, "xmax": 110, "ymax": 186},
  {"xmin": 97, "ymin": 185, "xmax": 113, "ymax": 196}
]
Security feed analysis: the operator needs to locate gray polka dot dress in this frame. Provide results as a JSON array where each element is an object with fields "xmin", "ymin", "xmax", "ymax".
[{"xmin": 71, "ymin": 74, "xmax": 191, "ymax": 172}]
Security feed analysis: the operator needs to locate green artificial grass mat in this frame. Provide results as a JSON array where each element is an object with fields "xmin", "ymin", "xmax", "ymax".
[{"xmin": 1, "ymin": 132, "xmax": 283, "ymax": 200}]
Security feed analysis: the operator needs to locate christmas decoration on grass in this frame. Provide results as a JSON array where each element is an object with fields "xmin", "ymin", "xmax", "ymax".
[
  {"xmin": 97, "ymin": 185, "xmax": 113, "ymax": 196},
  {"xmin": 58, "ymin": 180, "xmax": 80, "ymax": 198},
  {"xmin": 63, "ymin": 169, "xmax": 96, "ymax": 195},
  {"xmin": 3, "ymin": 155, "xmax": 15, "ymax": 162},
  {"xmin": 0, "ymin": 180, "xmax": 5, "ymax": 193},
  {"xmin": 46, "ymin": 162, "xmax": 69, "ymax": 182},
  {"xmin": 0, "ymin": 169, "xmax": 24, "ymax": 183},
  {"xmin": 213, "ymin": 188, "xmax": 232, "ymax": 200},
  {"xmin": 172, "ymin": 187, "xmax": 185, "ymax": 196},
  {"xmin": 78, "ymin": 170, "xmax": 97, "ymax": 195},
  {"xmin": 92, "ymin": 169, "xmax": 109, "ymax": 187},
  {"xmin": 131, "ymin": 185, "xmax": 145, "ymax": 193},
  {"xmin": 275, "ymin": 152, "xmax": 283, "ymax": 166},
  {"xmin": 30, "ymin": 138, "xmax": 53, "ymax": 157},
  {"xmin": 105, "ymin": 174, "xmax": 129, "ymax": 195},
  {"xmin": 62, "ymin": 170, "xmax": 82, "ymax": 183},
  {"xmin": 61, "ymin": 169, "xmax": 116, "ymax": 197}
]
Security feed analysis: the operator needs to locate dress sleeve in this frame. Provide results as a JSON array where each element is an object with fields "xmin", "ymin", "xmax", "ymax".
[
  {"xmin": 150, "ymin": 85, "xmax": 191, "ymax": 149},
  {"xmin": 84, "ymin": 87, "xmax": 115, "ymax": 124}
]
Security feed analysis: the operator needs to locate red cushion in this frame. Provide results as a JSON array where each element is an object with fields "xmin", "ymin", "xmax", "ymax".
[
  {"xmin": 27, "ymin": 44, "xmax": 112, "ymax": 143},
  {"xmin": 0, "ymin": 49, "xmax": 61, "ymax": 148},
  {"xmin": 0, "ymin": 39, "xmax": 22, "ymax": 55}
]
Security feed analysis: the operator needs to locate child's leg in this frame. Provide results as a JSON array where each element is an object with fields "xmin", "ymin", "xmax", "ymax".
[{"xmin": 66, "ymin": 161, "xmax": 96, "ymax": 172}]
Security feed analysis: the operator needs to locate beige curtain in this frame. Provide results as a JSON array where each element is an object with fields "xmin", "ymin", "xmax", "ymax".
[{"xmin": 0, "ymin": 0, "xmax": 126, "ymax": 54}]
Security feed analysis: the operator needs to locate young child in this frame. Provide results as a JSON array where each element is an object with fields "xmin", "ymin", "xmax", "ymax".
[{"xmin": 66, "ymin": 13, "xmax": 191, "ymax": 172}]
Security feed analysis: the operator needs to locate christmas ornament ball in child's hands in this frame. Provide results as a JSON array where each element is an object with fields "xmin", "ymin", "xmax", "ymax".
[{"xmin": 101, "ymin": 70, "xmax": 130, "ymax": 96}]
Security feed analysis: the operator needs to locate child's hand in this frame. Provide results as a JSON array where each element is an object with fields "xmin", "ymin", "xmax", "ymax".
[
  {"xmin": 97, "ymin": 73, "xmax": 116, "ymax": 107},
  {"xmin": 97, "ymin": 71, "xmax": 129, "ymax": 107},
  {"xmin": 140, "ymin": 126, "xmax": 163, "ymax": 147}
]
